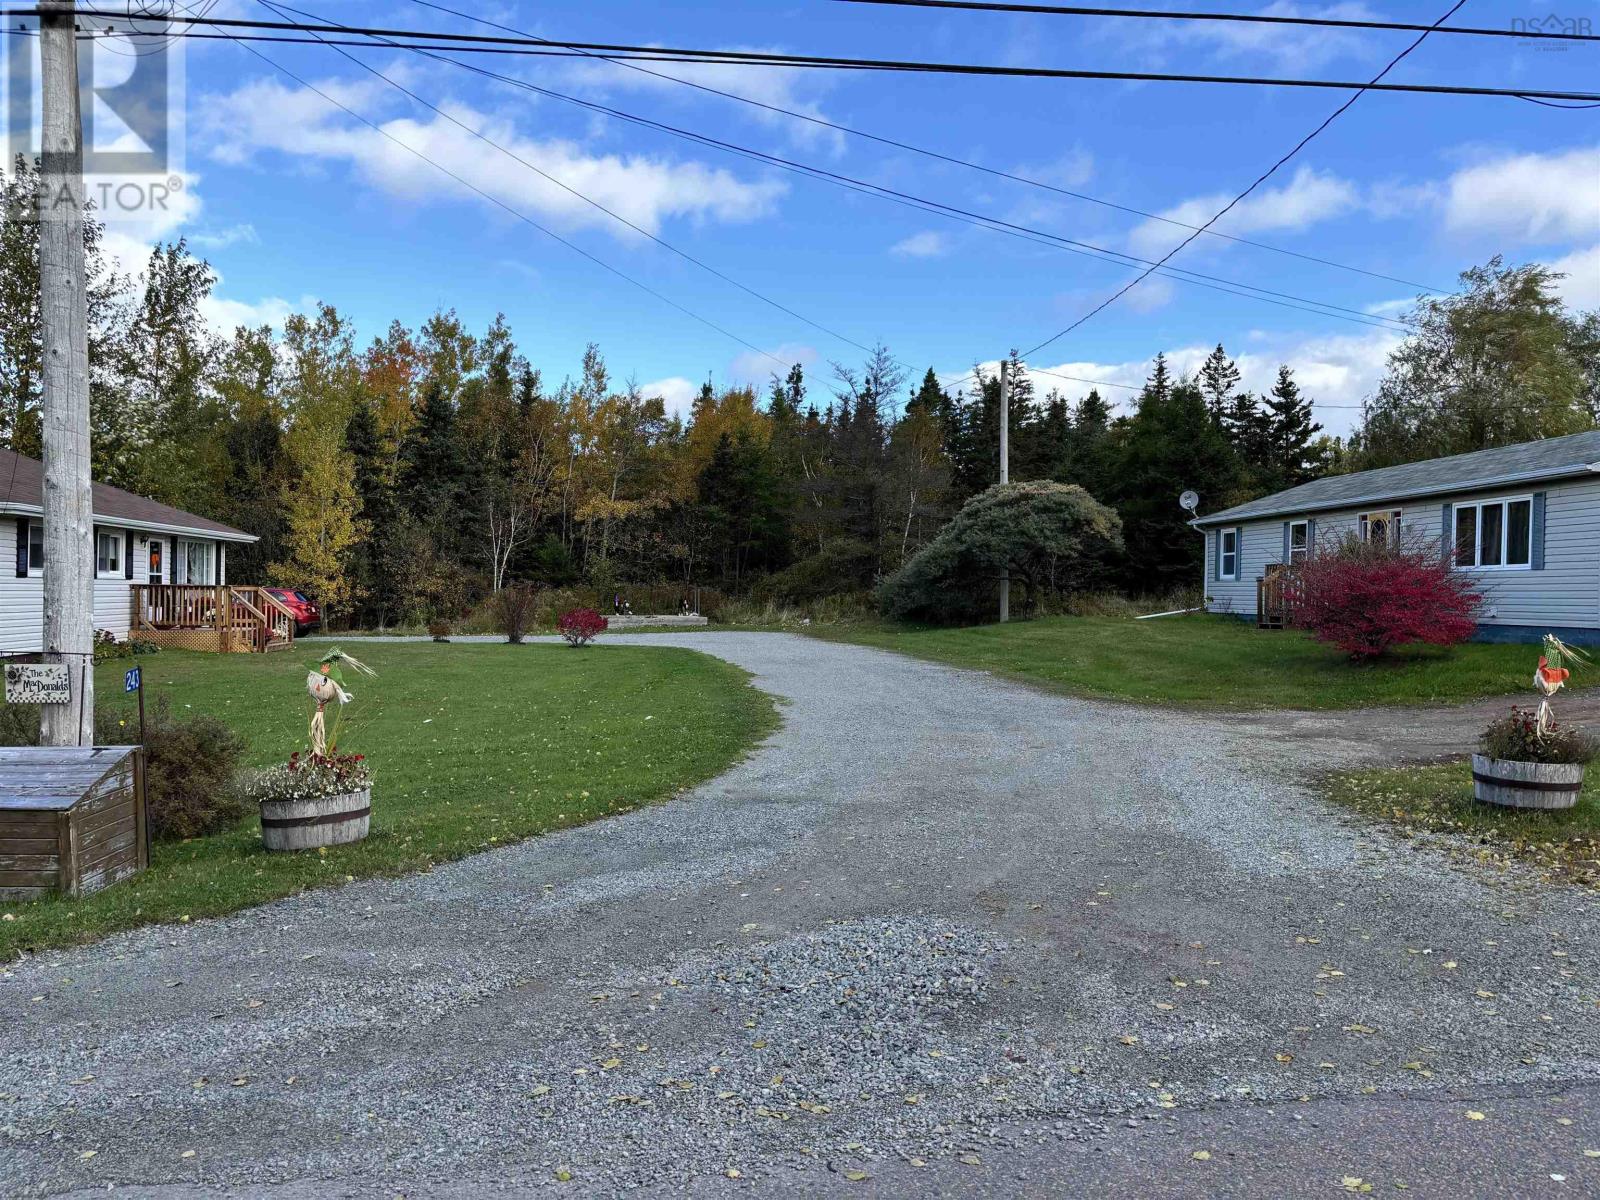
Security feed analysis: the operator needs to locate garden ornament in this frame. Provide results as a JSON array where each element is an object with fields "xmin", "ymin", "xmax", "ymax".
[
  {"xmin": 1533, "ymin": 633, "xmax": 1588, "ymax": 737},
  {"xmin": 305, "ymin": 648, "xmax": 376, "ymax": 756}
]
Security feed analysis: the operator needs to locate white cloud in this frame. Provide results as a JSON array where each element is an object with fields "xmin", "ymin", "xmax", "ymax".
[
  {"xmin": 1086, "ymin": 0, "xmax": 1382, "ymax": 72},
  {"xmin": 728, "ymin": 343, "xmax": 817, "ymax": 383},
  {"xmin": 1549, "ymin": 243, "xmax": 1600, "ymax": 311},
  {"xmin": 199, "ymin": 292, "xmax": 308, "ymax": 334},
  {"xmin": 890, "ymin": 231, "xmax": 949, "ymax": 258},
  {"xmin": 943, "ymin": 326, "xmax": 1402, "ymax": 438},
  {"xmin": 639, "ymin": 376, "xmax": 701, "ymax": 418},
  {"xmin": 189, "ymin": 223, "xmax": 257, "ymax": 250},
  {"xmin": 554, "ymin": 55, "xmax": 845, "ymax": 154},
  {"xmin": 1127, "ymin": 166, "xmax": 1359, "ymax": 259},
  {"xmin": 201, "ymin": 75, "xmax": 786, "ymax": 238},
  {"xmin": 1442, "ymin": 145, "xmax": 1600, "ymax": 244}
]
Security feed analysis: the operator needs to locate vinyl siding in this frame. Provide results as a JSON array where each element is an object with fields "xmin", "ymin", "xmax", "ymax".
[
  {"xmin": 0, "ymin": 525, "xmax": 228, "ymax": 654},
  {"xmin": 1200, "ymin": 475, "xmax": 1600, "ymax": 630}
]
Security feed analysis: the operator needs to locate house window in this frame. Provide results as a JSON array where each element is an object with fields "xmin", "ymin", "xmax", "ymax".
[
  {"xmin": 26, "ymin": 521, "xmax": 43, "ymax": 573},
  {"xmin": 1288, "ymin": 520, "xmax": 1310, "ymax": 564},
  {"xmin": 1360, "ymin": 510, "xmax": 1401, "ymax": 547},
  {"xmin": 178, "ymin": 539, "xmax": 215, "ymax": 585},
  {"xmin": 1454, "ymin": 497, "xmax": 1533, "ymax": 570},
  {"xmin": 95, "ymin": 530, "xmax": 121, "ymax": 576},
  {"xmin": 1219, "ymin": 528, "xmax": 1239, "ymax": 580}
]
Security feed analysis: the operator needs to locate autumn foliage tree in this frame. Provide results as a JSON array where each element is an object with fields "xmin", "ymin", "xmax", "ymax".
[{"xmin": 1289, "ymin": 534, "xmax": 1482, "ymax": 660}]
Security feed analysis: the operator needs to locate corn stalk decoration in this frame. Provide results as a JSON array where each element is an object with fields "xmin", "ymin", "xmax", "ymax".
[
  {"xmin": 305, "ymin": 648, "xmax": 376, "ymax": 756},
  {"xmin": 1534, "ymin": 633, "xmax": 1589, "ymax": 737}
]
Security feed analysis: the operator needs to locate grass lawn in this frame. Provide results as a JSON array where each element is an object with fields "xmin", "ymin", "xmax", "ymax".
[
  {"xmin": 1324, "ymin": 762, "xmax": 1599, "ymax": 890},
  {"xmin": 812, "ymin": 614, "xmax": 1550, "ymax": 709},
  {"xmin": 0, "ymin": 642, "xmax": 776, "ymax": 961}
]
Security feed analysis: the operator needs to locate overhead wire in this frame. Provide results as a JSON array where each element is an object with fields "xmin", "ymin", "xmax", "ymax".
[{"xmin": 1024, "ymin": 0, "xmax": 1469, "ymax": 357}]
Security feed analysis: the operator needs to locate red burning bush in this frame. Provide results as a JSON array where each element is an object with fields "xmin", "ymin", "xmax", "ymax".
[
  {"xmin": 557, "ymin": 607, "xmax": 609, "ymax": 647},
  {"xmin": 1289, "ymin": 534, "xmax": 1481, "ymax": 660}
]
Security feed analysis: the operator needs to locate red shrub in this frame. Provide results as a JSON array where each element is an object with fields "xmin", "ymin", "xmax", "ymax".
[
  {"xmin": 1289, "ymin": 535, "xmax": 1481, "ymax": 660},
  {"xmin": 557, "ymin": 607, "xmax": 609, "ymax": 647}
]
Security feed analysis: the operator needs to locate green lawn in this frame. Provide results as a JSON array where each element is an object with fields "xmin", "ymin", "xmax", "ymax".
[
  {"xmin": 0, "ymin": 643, "xmax": 776, "ymax": 960},
  {"xmin": 812, "ymin": 614, "xmax": 1550, "ymax": 709},
  {"xmin": 1323, "ymin": 762, "xmax": 1599, "ymax": 890}
]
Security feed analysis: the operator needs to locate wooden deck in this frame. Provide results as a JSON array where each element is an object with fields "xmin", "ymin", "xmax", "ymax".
[{"xmin": 130, "ymin": 585, "xmax": 295, "ymax": 653}]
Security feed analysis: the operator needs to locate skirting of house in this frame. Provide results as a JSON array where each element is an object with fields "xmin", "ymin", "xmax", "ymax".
[{"xmin": 136, "ymin": 628, "xmax": 264, "ymax": 654}]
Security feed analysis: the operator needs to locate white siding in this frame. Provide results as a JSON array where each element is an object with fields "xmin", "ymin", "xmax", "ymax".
[
  {"xmin": 0, "ymin": 523, "xmax": 229, "ymax": 654},
  {"xmin": 1201, "ymin": 475, "xmax": 1600, "ymax": 632}
]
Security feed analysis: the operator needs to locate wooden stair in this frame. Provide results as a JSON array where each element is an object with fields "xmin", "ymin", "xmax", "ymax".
[{"xmin": 130, "ymin": 585, "xmax": 296, "ymax": 653}]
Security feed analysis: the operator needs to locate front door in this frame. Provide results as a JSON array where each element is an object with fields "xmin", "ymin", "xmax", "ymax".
[{"xmin": 148, "ymin": 539, "xmax": 163, "ymax": 584}]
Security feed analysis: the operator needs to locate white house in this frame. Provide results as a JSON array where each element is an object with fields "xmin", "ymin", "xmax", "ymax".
[
  {"xmin": 0, "ymin": 448, "xmax": 278, "ymax": 654},
  {"xmin": 1192, "ymin": 430, "xmax": 1600, "ymax": 645}
]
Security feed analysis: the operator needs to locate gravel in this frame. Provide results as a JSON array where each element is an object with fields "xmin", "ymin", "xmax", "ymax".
[{"xmin": 2, "ymin": 632, "xmax": 1598, "ymax": 1197}]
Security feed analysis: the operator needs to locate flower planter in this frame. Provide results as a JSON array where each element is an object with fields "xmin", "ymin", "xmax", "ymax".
[
  {"xmin": 1470, "ymin": 754, "xmax": 1585, "ymax": 811},
  {"xmin": 260, "ymin": 787, "xmax": 372, "ymax": 851}
]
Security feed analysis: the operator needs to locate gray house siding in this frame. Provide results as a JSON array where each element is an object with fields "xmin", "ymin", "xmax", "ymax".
[{"xmin": 1201, "ymin": 475, "xmax": 1600, "ymax": 639}]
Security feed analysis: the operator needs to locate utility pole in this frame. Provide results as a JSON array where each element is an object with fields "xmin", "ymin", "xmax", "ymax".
[
  {"xmin": 998, "ymin": 358, "xmax": 1009, "ymax": 624},
  {"xmin": 38, "ymin": 0, "xmax": 95, "ymax": 746}
]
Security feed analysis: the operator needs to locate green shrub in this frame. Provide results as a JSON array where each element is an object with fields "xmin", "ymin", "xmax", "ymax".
[
  {"xmin": 0, "ymin": 697, "xmax": 248, "ymax": 840},
  {"xmin": 1480, "ymin": 707, "xmax": 1597, "ymax": 765},
  {"xmin": 877, "ymin": 481, "xmax": 1124, "ymax": 623},
  {"xmin": 753, "ymin": 539, "xmax": 877, "ymax": 605}
]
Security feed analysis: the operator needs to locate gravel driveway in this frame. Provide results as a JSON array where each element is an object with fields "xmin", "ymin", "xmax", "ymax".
[{"xmin": 3, "ymin": 632, "xmax": 1598, "ymax": 1198}]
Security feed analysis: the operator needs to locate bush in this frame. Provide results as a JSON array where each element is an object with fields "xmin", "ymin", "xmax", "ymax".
[
  {"xmin": 0, "ymin": 697, "xmax": 248, "ymax": 840},
  {"xmin": 92, "ymin": 629, "xmax": 131, "ymax": 665},
  {"xmin": 753, "ymin": 539, "xmax": 877, "ymax": 605},
  {"xmin": 1481, "ymin": 706, "xmax": 1597, "ymax": 765},
  {"xmin": 877, "ymin": 481, "xmax": 1124, "ymax": 623},
  {"xmin": 1289, "ymin": 534, "xmax": 1481, "ymax": 660},
  {"xmin": 427, "ymin": 620, "xmax": 451, "ymax": 642},
  {"xmin": 558, "ymin": 607, "xmax": 608, "ymax": 647},
  {"xmin": 491, "ymin": 583, "xmax": 537, "ymax": 644}
]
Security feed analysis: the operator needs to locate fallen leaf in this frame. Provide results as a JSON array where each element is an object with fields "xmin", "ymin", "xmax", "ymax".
[
  {"xmin": 1466, "ymin": 1110, "xmax": 1486, "ymax": 1121},
  {"xmin": 1192, "ymin": 1150, "xmax": 1211, "ymax": 1161},
  {"xmin": 843, "ymin": 1169, "xmax": 869, "ymax": 1182}
]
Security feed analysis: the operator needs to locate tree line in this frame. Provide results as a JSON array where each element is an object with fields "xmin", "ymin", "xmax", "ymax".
[{"xmin": 1, "ymin": 156, "xmax": 1593, "ymax": 624}]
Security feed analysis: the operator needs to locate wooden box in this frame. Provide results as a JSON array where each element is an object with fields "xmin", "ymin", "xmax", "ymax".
[{"xmin": 0, "ymin": 746, "xmax": 147, "ymax": 901}]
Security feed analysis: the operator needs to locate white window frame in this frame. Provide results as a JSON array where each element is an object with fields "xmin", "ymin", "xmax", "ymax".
[
  {"xmin": 1219, "ymin": 528, "xmax": 1239, "ymax": 581},
  {"xmin": 1288, "ymin": 519, "xmax": 1310, "ymax": 564},
  {"xmin": 24, "ymin": 520, "xmax": 43, "ymax": 576},
  {"xmin": 178, "ymin": 539, "xmax": 215, "ymax": 585},
  {"xmin": 95, "ymin": 529, "xmax": 122, "ymax": 577},
  {"xmin": 1453, "ymin": 495, "xmax": 1533, "ymax": 572}
]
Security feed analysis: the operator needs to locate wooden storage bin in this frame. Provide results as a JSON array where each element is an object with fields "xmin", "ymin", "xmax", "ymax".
[{"xmin": 0, "ymin": 746, "xmax": 148, "ymax": 900}]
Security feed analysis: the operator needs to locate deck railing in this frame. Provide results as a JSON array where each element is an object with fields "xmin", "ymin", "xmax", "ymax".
[{"xmin": 130, "ymin": 585, "xmax": 294, "ymax": 652}]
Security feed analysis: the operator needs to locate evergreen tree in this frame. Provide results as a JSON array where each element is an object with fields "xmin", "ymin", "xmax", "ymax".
[
  {"xmin": 1261, "ymin": 364, "xmax": 1322, "ymax": 491},
  {"xmin": 1109, "ymin": 361, "xmax": 1242, "ymax": 590},
  {"xmin": 1198, "ymin": 342, "xmax": 1241, "ymax": 426}
]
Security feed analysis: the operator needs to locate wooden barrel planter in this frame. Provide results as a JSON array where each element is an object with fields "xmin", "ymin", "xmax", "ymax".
[
  {"xmin": 260, "ymin": 788, "xmax": 371, "ymax": 851},
  {"xmin": 1471, "ymin": 754, "xmax": 1585, "ymax": 811}
]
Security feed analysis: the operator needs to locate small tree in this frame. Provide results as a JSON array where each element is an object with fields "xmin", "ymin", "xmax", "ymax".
[
  {"xmin": 557, "ymin": 607, "xmax": 608, "ymax": 647},
  {"xmin": 492, "ymin": 583, "xmax": 537, "ymax": 644},
  {"xmin": 877, "ymin": 481, "xmax": 1123, "ymax": 623},
  {"xmin": 1289, "ymin": 533, "xmax": 1481, "ymax": 660}
]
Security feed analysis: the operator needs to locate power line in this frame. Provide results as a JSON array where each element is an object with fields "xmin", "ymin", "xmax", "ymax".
[
  {"xmin": 201, "ymin": 33, "xmax": 796, "ymax": 372},
  {"xmin": 831, "ymin": 0, "xmax": 1600, "ymax": 43},
  {"xmin": 403, "ymin": 0, "xmax": 1445, "ymax": 295},
  {"xmin": 21, "ymin": 9, "xmax": 1600, "ymax": 102},
  {"xmin": 339, "ymin": 32, "xmax": 1415, "ymax": 335},
  {"xmin": 1025, "ymin": 0, "xmax": 1467, "ymax": 357},
  {"xmin": 251, "ymin": 0, "xmax": 876, "ymax": 358}
]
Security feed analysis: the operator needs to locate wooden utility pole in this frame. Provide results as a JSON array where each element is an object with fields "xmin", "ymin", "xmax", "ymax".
[
  {"xmin": 998, "ymin": 359, "xmax": 1010, "ymax": 624},
  {"xmin": 38, "ymin": 0, "xmax": 95, "ymax": 746}
]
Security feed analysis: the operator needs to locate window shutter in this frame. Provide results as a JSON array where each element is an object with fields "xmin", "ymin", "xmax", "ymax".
[
  {"xmin": 124, "ymin": 531, "xmax": 134, "ymax": 579},
  {"xmin": 218, "ymin": 542, "xmax": 226, "ymax": 586},
  {"xmin": 1531, "ymin": 492, "xmax": 1546, "ymax": 571},
  {"xmin": 1281, "ymin": 521, "xmax": 1290, "ymax": 563},
  {"xmin": 14, "ymin": 517, "xmax": 26, "ymax": 577},
  {"xmin": 1441, "ymin": 503, "xmax": 1453, "ymax": 564},
  {"xmin": 1307, "ymin": 518, "xmax": 1317, "ymax": 552},
  {"xmin": 1213, "ymin": 529, "xmax": 1221, "ymax": 581}
]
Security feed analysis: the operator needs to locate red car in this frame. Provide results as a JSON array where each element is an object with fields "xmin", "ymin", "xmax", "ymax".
[{"xmin": 265, "ymin": 588, "xmax": 320, "ymax": 636}]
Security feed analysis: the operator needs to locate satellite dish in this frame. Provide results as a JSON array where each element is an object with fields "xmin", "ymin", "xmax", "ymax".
[{"xmin": 1179, "ymin": 490, "xmax": 1200, "ymax": 514}]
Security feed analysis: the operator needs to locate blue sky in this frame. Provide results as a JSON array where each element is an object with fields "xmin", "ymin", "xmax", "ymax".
[{"xmin": 81, "ymin": 0, "xmax": 1600, "ymax": 434}]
